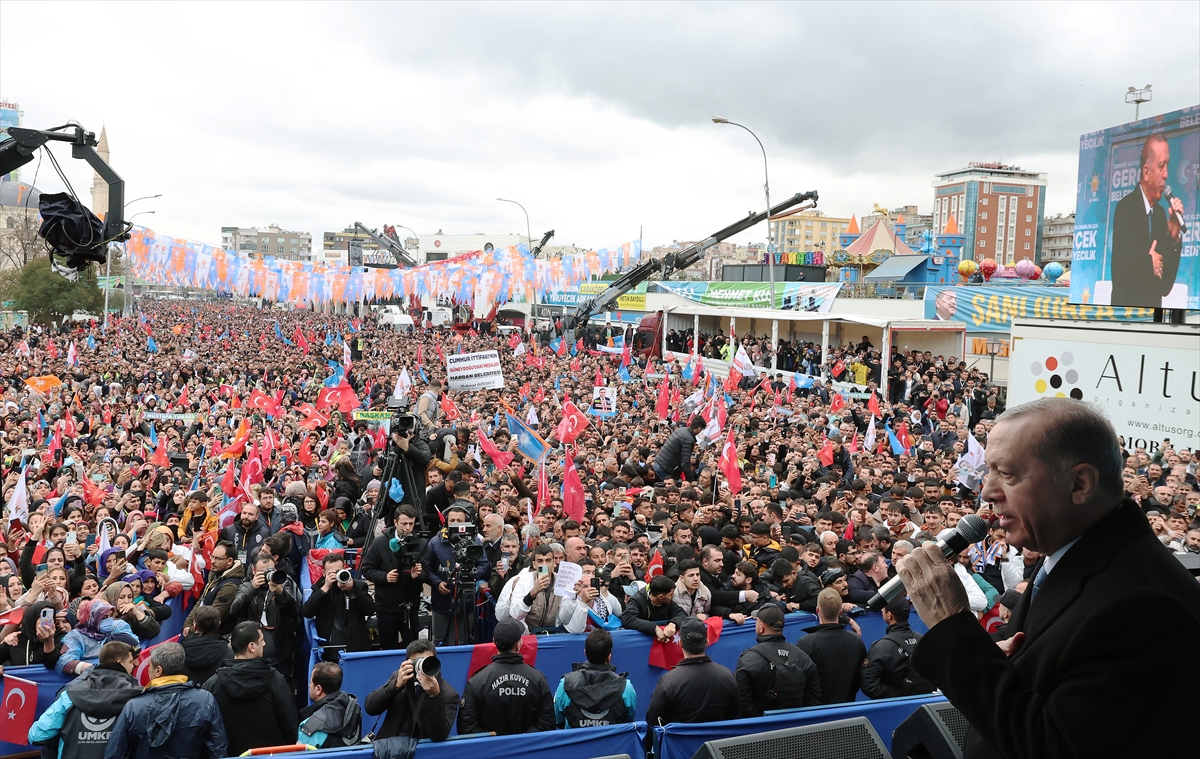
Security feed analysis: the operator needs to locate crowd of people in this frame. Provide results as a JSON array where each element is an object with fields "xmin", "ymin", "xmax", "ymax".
[{"xmin": 1, "ymin": 300, "xmax": 1196, "ymax": 758}]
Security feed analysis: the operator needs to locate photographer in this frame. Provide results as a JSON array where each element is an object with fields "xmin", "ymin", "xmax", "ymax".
[
  {"xmin": 364, "ymin": 640, "xmax": 458, "ymax": 742},
  {"xmin": 301, "ymin": 553, "xmax": 377, "ymax": 655},
  {"xmin": 227, "ymin": 552, "xmax": 301, "ymax": 679},
  {"xmin": 422, "ymin": 505, "xmax": 489, "ymax": 645},
  {"xmin": 361, "ymin": 505, "xmax": 427, "ymax": 649},
  {"xmin": 384, "ymin": 413, "xmax": 434, "ymax": 529}
]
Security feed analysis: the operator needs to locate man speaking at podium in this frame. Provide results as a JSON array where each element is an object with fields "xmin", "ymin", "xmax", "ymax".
[{"xmin": 897, "ymin": 398, "xmax": 1200, "ymax": 758}]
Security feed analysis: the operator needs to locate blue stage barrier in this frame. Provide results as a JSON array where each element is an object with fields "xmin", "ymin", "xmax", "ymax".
[
  {"xmin": 255, "ymin": 721, "xmax": 648, "ymax": 759},
  {"xmin": 142, "ymin": 593, "xmax": 190, "ymax": 646},
  {"xmin": 653, "ymin": 693, "xmax": 948, "ymax": 759}
]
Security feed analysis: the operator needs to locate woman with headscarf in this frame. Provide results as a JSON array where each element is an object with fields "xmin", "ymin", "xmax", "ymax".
[
  {"xmin": 103, "ymin": 580, "xmax": 161, "ymax": 640},
  {"xmin": 0, "ymin": 600, "xmax": 64, "ymax": 670},
  {"xmin": 55, "ymin": 599, "xmax": 138, "ymax": 675},
  {"xmin": 131, "ymin": 570, "xmax": 173, "ymax": 623}
]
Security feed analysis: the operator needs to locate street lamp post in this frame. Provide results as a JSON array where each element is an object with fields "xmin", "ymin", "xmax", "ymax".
[
  {"xmin": 496, "ymin": 198, "xmax": 533, "ymax": 255},
  {"xmin": 1126, "ymin": 85, "xmax": 1152, "ymax": 120},
  {"xmin": 985, "ymin": 339, "xmax": 1002, "ymax": 384},
  {"xmin": 107, "ymin": 209, "xmax": 155, "ymax": 329},
  {"xmin": 712, "ymin": 117, "xmax": 774, "ymax": 303},
  {"xmin": 394, "ymin": 224, "xmax": 419, "ymax": 262}
]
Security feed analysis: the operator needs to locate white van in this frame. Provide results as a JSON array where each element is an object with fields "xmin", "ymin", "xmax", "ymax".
[{"xmin": 377, "ymin": 306, "xmax": 416, "ymax": 331}]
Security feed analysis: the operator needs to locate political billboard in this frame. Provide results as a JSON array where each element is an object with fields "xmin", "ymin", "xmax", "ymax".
[
  {"xmin": 654, "ymin": 281, "xmax": 842, "ymax": 311},
  {"xmin": 1072, "ymin": 106, "xmax": 1200, "ymax": 309},
  {"xmin": 924, "ymin": 284, "xmax": 1154, "ymax": 333}
]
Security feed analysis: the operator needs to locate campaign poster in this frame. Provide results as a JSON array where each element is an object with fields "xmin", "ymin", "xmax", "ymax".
[
  {"xmin": 924, "ymin": 284, "xmax": 1154, "ymax": 333},
  {"xmin": 590, "ymin": 386, "xmax": 619, "ymax": 417},
  {"xmin": 446, "ymin": 350, "xmax": 504, "ymax": 391},
  {"xmin": 1072, "ymin": 106, "xmax": 1200, "ymax": 309}
]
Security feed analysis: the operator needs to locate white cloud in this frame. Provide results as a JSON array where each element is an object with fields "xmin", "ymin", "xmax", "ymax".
[{"xmin": 2, "ymin": 1, "xmax": 1197, "ymax": 252}]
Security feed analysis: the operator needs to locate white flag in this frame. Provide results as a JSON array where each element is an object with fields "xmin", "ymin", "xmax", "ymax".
[
  {"xmin": 864, "ymin": 415, "xmax": 877, "ymax": 454},
  {"xmin": 513, "ymin": 342, "xmax": 527, "ymax": 358},
  {"xmin": 394, "ymin": 368, "xmax": 412, "ymax": 397},
  {"xmin": 67, "ymin": 341, "xmax": 79, "ymax": 367},
  {"xmin": 343, "ymin": 340, "xmax": 352, "ymax": 374},
  {"xmin": 5, "ymin": 466, "xmax": 28, "ymax": 523},
  {"xmin": 526, "ymin": 405, "xmax": 539, "ymax": 426},
  {"xmin": 955, "ymin": 433, "xmax": 987, "ymax": 490},
  {"xmin": 733, "ymin": 345, "xmax": 757, "ymax": 377}
]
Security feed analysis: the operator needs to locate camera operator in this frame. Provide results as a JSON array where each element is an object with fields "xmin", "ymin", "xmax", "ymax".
[
  {"xmin": 361, "ymin": 505, "xmax": 428, "ymax": 649},
  {"xmin": 301, "ymin": 553, "xmax": 377, "ymax": 656},
  {"xmin": 423, "ymin": 504, "xmax": 489, "ymax": 645},
  {"xmin": 383, "ymin": 408, "xmax": 433, "ymax": 528},
  {"xmin": 228, "ymin": 552, "xmax": 301, "ymax": 680},
  {"xmin": 364, "ymin": 640, "xmax": 458, "ymax": 742}
]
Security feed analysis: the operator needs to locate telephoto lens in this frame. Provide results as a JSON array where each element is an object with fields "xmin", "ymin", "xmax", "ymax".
[
  {"xmin": 415, "ymin": 655, "xmax": 441, "ymax": 679},
  {"xmin": 270, "ymin": 569, "xmax": 288, "ymax": 585}
]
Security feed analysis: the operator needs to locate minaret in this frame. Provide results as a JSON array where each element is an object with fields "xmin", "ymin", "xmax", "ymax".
[{"xmin": 90, "ymin": 126, "xmax": 110, "ymax": 217}]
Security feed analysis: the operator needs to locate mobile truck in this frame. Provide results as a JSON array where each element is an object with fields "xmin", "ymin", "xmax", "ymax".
[{"xmin": 1007, "ymin": 318, "xmax": 1199, "ymax": 454}]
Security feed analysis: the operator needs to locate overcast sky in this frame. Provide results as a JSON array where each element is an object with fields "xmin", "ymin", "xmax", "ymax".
[{"xmin": 2, "ymin": 1, "xmax": 1197, "ymax": 251}]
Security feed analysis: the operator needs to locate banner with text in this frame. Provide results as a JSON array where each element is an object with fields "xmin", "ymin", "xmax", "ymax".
[
  {"xmin": 446, "ymin": 350, "xmax": 505, "ymax": 391},
  {"xmin": 924, "ymin": 285, "xmax": 1154, "ymax": 333},
  {"xmin": 655, "ymin": 282, "xmax": 842, "ymax": 311},
  {"xmin": 543, "ymin": 282, "xmax": 647, "ymax": 310}
]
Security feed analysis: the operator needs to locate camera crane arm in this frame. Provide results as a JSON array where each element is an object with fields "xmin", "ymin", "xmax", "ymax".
[
  {"xmin": 529, "ymin": 229, "xmax": 555, "ymax": 257},
  {"xmin": 1, "ymin": 123, "xmax": 128, "ymax": 248},
  {"xmin": 351, "ymin": 221, "xmax": 418, "ymax": 267},
  {"xmin": 562, "ymin": 190, "xmax": 818, "ymax": 335}
]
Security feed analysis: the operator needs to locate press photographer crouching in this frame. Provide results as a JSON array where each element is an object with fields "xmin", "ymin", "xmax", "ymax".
[
  {"xmin": 364, "ymin": 640, "xmax": 458, "ymax": 743},
  {"xmin": 422, "ymin": 505, "xmax": 488, "ymax": 645},
  {"xmin": 362, "ymin": 505, "xmax": 428, "ymax": 649}
]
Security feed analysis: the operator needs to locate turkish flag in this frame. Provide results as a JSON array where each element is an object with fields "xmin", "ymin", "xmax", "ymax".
[
  {"xmin": 647, "ymin": 617, "xmax": 723, "ymax": 670},
  {"xmin": 298, "ymin": 436, "xmax": 313, "ymax": 467},
  {"xmin": 644, "ymin": 549, "xmax": 664, "ymax": 583},
  {"xmin": 297, "ymin": 403, "xmax": 329, "ymax": 430},
  {"xmin": 466, "ymin": 635, "xmax": 539, "ymax": 680},
  {"xmin": 830, "ymin": 393, "xmax": 846, "ymax": 414},
  {"xmin": 555, "ymin": 401, "xmax": 590, "ymax": 444},
  {"xmin": 533, "ymin": 386, "xmax": 545, "ymax": 405},
  {"xmin": 134, "ymin": 636, "xmax": 181, "ymax": 686},
  {"xmin": 440, "ymin": 394, "xmax": 461, "ymax": 422},
  {"xmin": 477, "ymin": 431, "xmax": 514, "ymax": 468},
  {"xmin": 562, "ymin": 452, "xmax": 585, "ymax": 523},
  {"xmin": 818, "ymin": 437, "xmax": 835, "ymax": 467},
  {"xmin": 656, "ymin": 378, "xmax": 670, "ymax": 421},
  {"xmin": 832, "ymin": 360, "xmax": 845, "ymax": 378},
  {"xmin": 174, "ymin": 385, "xmax": 189, "ymax": 410},
  {"xmin": 0, "ymin": 674, "xmax": 37, "ymax": 744},
  {"xmin": 556, "ymin": 338, "xmax": 568, "ymax": 357},
  {"xmin": 248, "ymin": 388, "xmax": 282, "ymax": 416},
  {"xmin": 82, "ymin": 475, "xmax": 107, "ymax": 506},
  {"xmin": 725, "ymin": 367, "xmax": 741, "ymax": 392},
  {"xmin": 220, "ymin": 460, "xmax": 240, "ymax": 497},
  {"xmin": 719, "ymin": 427, "xmax": 742, "ymax": 495},
  {"xmin": 150, "ymin": 438, "xmax": 170, "ymax": 468},
  {"xmin": 316, "ymin": 382, "xmax": 360, "ymax": 414},
  {"xmin": 0, "ymin": 607, "xmax": 24, "ymax": 627},
  {"xmin": 867, "ymin": 393, "xmax": 881, "ymax": 417}
]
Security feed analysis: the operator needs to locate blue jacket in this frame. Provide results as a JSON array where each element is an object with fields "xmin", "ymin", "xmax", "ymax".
[
  {"xmin": 56, "ymin": 619, "xmax": 136, "ymax": 675},
  {"xmin": 105, "ymin": 680, "xmax": 227, "ymax": 759}
]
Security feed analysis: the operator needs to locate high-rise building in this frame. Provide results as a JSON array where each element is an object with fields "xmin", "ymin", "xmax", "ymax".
[
  {"xmin": 1041, "ymin": 212, "xmax": 1075, "ymax": 267},
  {"xmin": 932, "ymin": 162, "xmax": 1047, "ymax": 265},
  {"xmin": 221, "ymin": 225, "xmax": 313, "ymax": 261},
  {"xmin": 770, "ymin": 209, "xmax": 853, "ymax": 257}
]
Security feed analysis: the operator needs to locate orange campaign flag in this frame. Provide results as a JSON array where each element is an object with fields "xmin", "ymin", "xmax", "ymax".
[
  {"xmin": 24, "ymin": 376, "xmax": 63, "ymax": 395},
  {"xmin": 220, "ymin": 418, "xmax": 251, "ymax": 459}
]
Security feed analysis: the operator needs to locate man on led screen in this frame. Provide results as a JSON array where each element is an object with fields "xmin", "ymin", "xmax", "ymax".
[{"xmin": 1110, "ymin": 133, "xmax": 1185, "ymax": 307}]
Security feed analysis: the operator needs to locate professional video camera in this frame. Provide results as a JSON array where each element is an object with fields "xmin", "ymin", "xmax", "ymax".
[
  {"xmin": 0, "ymin": 123, "xmax": 128, "ymax": 280},
  {"xmin": 387, "ymin": 395, "xmax": 418, "ymax": 437},
  {"xmin": 391, "ymin": 533, "xmax": 425, "ymax": 570}
]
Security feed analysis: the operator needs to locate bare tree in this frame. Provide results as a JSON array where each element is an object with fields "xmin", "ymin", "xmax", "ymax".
[{"xmin": 0, "ymin": 208, "xmax": 47, "ymax": 271}]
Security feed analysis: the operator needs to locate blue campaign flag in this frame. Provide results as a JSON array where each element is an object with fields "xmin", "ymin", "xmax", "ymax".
[
  {"xmin": 885, "ymin": 424, "xmax": 905, "ymax": 455},
  {"xmin": 618, "ymin": 364, "xmax": 632, "ymax": 383},
  {"xmin": 348, "ymin": 321, "xmax": 359, "ymax": 334},
  {"xmin": 554, "ymin": 376, "xmax": 561, "ymax": 393},
  {"xmin": 418, "ymin": 367, "xmax": 429, "ymax": 384},
  {"xmin": 273, "ymin": 321, "xmax": 293, "ymax": 346},
  {"xmin": 219, "ymin": 328, "xmax": 229, "ymax": 341},
  {"xmin": 86, "ymin": 334, "xmax": 96, "ymax": 351},
  {"xmin": 324, "ymin": 361, "xmax": 345, "ymax": 387},
  {"xmin": 52, "ymin": 491, "xmax": 71, "ymax": 517},
  {"xmin": 388, "ymin": 477, "xmax": 405, "ymax": 502},
  {"xmin": 147, "ymin": 336, "xmax": 158, "ymax": 353},
  {"xmin": 506, "ymin": 412, "xmax": 549, "ymax": 463},
  {"xmin": 681, "ymin": 358, "xmax": 695, "ymax": 382},
  {"xmin": 549, "ymin": 336, "xmax": 563, "ymax": 354},
  {"xmin": 724, "ymin": 392, "xmax": 734, "ymax": 407},
  {"xmin": 148, "ymin": 423, "xmax": 158, "ymax": 447},
  {"xmin": 325, "ymin": 332, "xmax": 334, "ymax": 346},
  {"xmin": 611, "ymin": 334, "xmax": 625, "ymax": 349}
]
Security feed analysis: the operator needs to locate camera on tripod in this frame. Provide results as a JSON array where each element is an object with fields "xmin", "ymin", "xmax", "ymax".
[
  {"xmin": 387, "ymin": 395, "xmax": 418, "ymax": 437},
  {"xmin": 449, "ymin": 523, "xmax": 484, "ymax": 563}
]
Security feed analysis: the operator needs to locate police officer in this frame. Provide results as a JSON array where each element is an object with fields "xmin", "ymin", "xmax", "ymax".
[
  {"xmin": 734, "ymin": 605, "xmax": 822, "ymax": 717},
  {"xmin": 553, "ymin": 630, "xmax": 637, "ymax": 729},
  {"xmin": 457, "ymin": 619, "xmax": 554, "ymax": 735},
  {"xmin": 861, "ymin": 597, "xmax": 937, "ymax": 699}
]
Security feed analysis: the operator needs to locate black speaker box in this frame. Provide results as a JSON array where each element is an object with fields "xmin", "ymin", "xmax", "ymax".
[
  {"xmin": 690, "ymin": 716, "xmax": 891, "ymax": 759},
  {"xmin": 891, "ymin": 702, "xmax": 969, "ymax": 759}
]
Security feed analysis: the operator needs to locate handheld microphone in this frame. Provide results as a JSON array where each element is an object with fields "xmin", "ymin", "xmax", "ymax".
[
  {"xmin": 868, "ymin": 514, "xmax": 989, "ymax": 611},
  {"xmin": 1163, "ymin": 188, "xmax": 1188, "ymax": 234}
]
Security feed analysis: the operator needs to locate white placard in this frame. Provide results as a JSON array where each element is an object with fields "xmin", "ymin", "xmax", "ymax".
[
  {"xmin": 446, "ymin": 350, "xmax": 505, "ymax": 391},
  {"xmin": 554, "ymin": 561, "xmax": 583, "ymax": 598},
  {"xmin": 591, "ymin": 386, "xmax": 619, "ymax": 417}
]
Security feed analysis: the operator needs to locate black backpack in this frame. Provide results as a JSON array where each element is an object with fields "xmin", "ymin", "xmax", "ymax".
[
  {"xmin": 884, "ymin": 630, "xmax": 938, "ymax": 696},
  {"xmin": 747, "ymin": 642, "xmax": 809, "ymax": 708}
]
